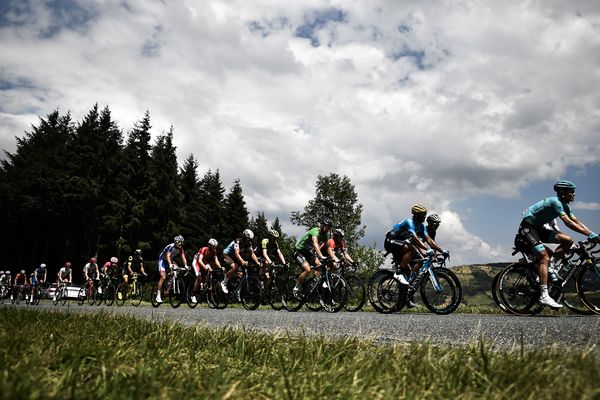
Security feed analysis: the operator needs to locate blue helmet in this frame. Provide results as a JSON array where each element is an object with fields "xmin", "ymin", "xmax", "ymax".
[{"xmin": 554, "ymin": 180, "xmax": 576, "ymax": 193}]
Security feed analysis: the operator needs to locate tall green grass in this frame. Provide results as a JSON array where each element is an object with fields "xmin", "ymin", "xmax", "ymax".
[{"xmin": 0, "ymin": 307, "xmax": 598, "ymax": 399}]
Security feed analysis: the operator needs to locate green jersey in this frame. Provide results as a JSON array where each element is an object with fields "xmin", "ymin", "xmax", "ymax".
[{"xmin": 295, "ymin": 227, "xmax": 329, "ymax": 252}]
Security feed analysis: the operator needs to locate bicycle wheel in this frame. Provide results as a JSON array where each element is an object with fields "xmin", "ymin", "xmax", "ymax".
[
  {"xmin": 343, "ymin": 274, "xmax": 366, "ymax": 312},
  {"xmin": 367, "ymin": 270, "xmax": 394, "ymax": 313},
  {"xmin": 497, "ymin": 263, "xmax": 543, "ymax": 315},
  {"xmin": 87, "ymin": 285, "xmax": 96, "ymax": 306},
  {"xmin": 241, "ymin": 275, "xmax": 263, "ymax": 311},
  {"xmin": 186, "ymin": 283, "xmax": 199, "ymax": 309},
  {"xmin": 169, "ymin": 278, "xmax": 185, "ymax": 308},
  {"xmin": 115, "ymin": 283, "xmax": 128, "ymax": 306},
  {"xmin": 319, "ymin": 273, "xmax": 347, "ymax": 313},
  {"xmin": 491, "ymin": 271, "xmax": 510, "ymax": 314},
  {"xmin": 305, "ymin": 278, "xmax": 323, "ymax": 312},
  {"xmin": 104, "ymin": 283, "xmax": 116, "ymax": 306},
  {"xmin": 282, "ymin": 276, "xmax": 304, "ymax": 312},
  {"xmin": 207, "ymin": 279, "xmax": 228, "ymax": 309},
  {"xmin": 559, "ymin": 266, "xmax": 593, "ymax": 315},
  {"xmin": 77, "ymin": 286, "xmax": 86, "ymax": 306},
  {"xmin": 131, "ymin": 282, "xmax": 144, "ymax": 307},
  {"xmin": 267, "ymin": 276, "xmax": 286, "ymax": 311},
  {"xmin": 419, "ymin": 268, "xmax": 462, "ymax": 315},
  {"xmin": 576, "ymin": 259, "xmax": 600, "ymax": 315},
  {"xmin": 60, "ymin": 287, "xmax": 68, "ymax": 306},
  {"xmin": 376, "ymin": 275, "xmax": 406, "ymax": 313},
  {"xmin": 150, "ymin": 283, "xmax": 161, "ymax": 308}
]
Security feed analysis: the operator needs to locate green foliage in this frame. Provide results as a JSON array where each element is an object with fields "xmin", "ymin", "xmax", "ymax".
[
  {"xmin": 223, "ymin": 178, "xmax": 249, "ymax": 241},
  {"xmin": 291, "ymin": 173, "xmax": 365, "ymax": 249},
  {"xmin": 1, "ymin": 307, "xmax": 599, "ymax": 400}
]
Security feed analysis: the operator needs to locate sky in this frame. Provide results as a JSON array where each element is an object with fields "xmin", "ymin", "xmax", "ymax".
[{"xmin": 1, "ymin": 0, "xmax": 599, "ymax": 265}]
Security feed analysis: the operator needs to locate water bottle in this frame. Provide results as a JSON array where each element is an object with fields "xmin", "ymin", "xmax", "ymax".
[{"xmin": 548, "ymin": 261, "xmax": 559, "ymax": 282}]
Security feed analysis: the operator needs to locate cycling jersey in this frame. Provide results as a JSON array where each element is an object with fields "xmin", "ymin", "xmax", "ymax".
[
  {"xmin": 389, "ymin": 218, "xmax": 427, "ymax": 241},
  {"xmin": 416, "ymin": 224, "xmax": 434, "ymax": 241},
  {"xmin": 102, "ymin": 262, "xmax": 118, "ymax": 277},
  {"xmin": 194, "ymin": 247, "xmax": 218, "ymax": 264},
  {"xmin": 522, "ymin": 196, "xmax": 574, "ymax": 227},
  {"xmin": 14, "ymin": 273, "xmax": 26, "ymax": 285},
  {"xmin": 295, "ymin": 227, "xmax": 328, "ymax": 252},
  {"xmin": 261, "ymin": 238, "xmax": 279, "ymax": 254},
  {"xmin": 83, "ymin": 263, "xmax": 98, "ymax": 279},
  {"xmin": 34, "ymin": 266, "xmax": 47, "ymax": 280},
  {"xmin": 128, "ymin": 255, "xmax": 144, "ymax": 273},
  {"xmin": 58, "ymin": 268, "xmax": 72, "ymax": 281},
  {"xmin": 159, "ymin": 243, "xmax": 184, "ymax": 261},
  {"xmin": 223, "ymin": 239, "xmax": 253, "ymax": 258},
  {"xmin": 321, "ymin": 238, "xmax": 346, "ymax": 253}
]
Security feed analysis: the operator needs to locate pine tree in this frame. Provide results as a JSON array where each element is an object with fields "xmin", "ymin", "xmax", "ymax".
[
  {"xmin": 249, "ymin": 212, "xmax": 270, "ymax": 242},
  {"xmin": 179, "ymin": 154, "xmax": 206, "ymax": 249},
  {"xmin": 223, "ymin": 179, "xmax": 249, "ymax": 241},
  {"xmin": 198, "ymin": 169, "xmax": 226, "ymax": 245}
]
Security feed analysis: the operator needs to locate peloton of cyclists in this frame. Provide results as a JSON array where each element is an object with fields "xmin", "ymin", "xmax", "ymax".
[
  {"xmin": 156, "ymin": 235, "xmax": 188, "ymax": 304},
  {"xmin": 517, "ymin": 180, "xmax": 599, "ymax": 308},
  {"xmin": 190, "ymin": 238, "xmax": 222, "ymax": 303}
]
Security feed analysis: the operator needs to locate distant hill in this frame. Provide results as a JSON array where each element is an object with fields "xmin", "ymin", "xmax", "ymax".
[{"xmin": 450, "ymin": 263, "xmax": 511, "ymax": 306}]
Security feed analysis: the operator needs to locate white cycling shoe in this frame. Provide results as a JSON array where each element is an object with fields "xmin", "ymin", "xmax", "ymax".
[
  {"xmin": 220, "ymin": 281, "xmax": 229, "ymax": 294},
  {"xmin": 393, "ymin": 273, "xmax": 409, "ymax": 285},
  {"xmin": 539, "ymin": 294, "xmax": 563, "ymax": 308},
  {"xmin": 155, "ymin": 295, "xmax": 163, "ymax": 304}
]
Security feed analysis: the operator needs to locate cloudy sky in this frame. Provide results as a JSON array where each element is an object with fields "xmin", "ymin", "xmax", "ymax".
[{"xmin": 1, "ymin": 0, "xmax": 599, "ymax": 265}]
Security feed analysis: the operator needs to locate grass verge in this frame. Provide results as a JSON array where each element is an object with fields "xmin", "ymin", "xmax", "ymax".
[{"xmin": 0, "ymin": 307, "xmax": 598, "ymax": 399}]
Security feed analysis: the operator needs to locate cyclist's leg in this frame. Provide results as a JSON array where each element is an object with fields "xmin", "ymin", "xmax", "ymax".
[{"xmin": 156, "ymin": 260, "xmax": 167, "ymax": 302}]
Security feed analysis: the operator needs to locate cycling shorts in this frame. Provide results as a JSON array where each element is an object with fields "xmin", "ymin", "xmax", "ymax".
[
  {"xmin": 293, "ymin": 249, "xmax": 315, "ymax": 267},
  {"xmin": 518, "ymin": 221, "xmax": 558, "ymax": 253},
  {"xmin": 31, "ymin": 276, "xmax": 38, "ymax": 286},
  {"xmin": 157, "ymin": 259, "xmax": 169, "ymax": 273}
]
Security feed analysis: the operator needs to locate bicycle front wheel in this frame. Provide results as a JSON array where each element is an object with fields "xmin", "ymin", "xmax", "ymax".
[
  {"xmin": 186, "ymin": 283, "xmax": 199, "ymax": 309},
  {"xmin": 367, "ymin": 270, "xmax": 395, "ymax": 313},
  {"xmin": 77, "ymin": 286, "xmax": 86, "ymax": 306},
  {"xmin": 169, "ymin": 278, "xmax": 185, "ymax": 308},
  {"xmin": 343, "ymin": 274, "xmax": 366, "ymax": 312},
  {"xmin": 319, "ymin": 273, "xmax": 347, "ymax": 313},
  {"xmin": 267, "ymin": 276, "xmax": 286, "ymax": 311},
  {"xmin": 282, "ymin": 276, "xmax": 304, "ymax": 312},
  {"xmin": 104, "ymin": 284, "xmax": 116, "ymax": 306},
  {"xmin": 419, "ymin": 268, "xmax": 462, "ymax": 315},
  {"xmin": 491, "ymin": 270, "xmax": 510, "ymax": 314},
  {"xmin": 115, "ymin": 283, "xmax": 128, "ymax": 307},
  {"xmin": 576, "ymin": 259, "xmax": 600, "ymax": 315},
  {"xmin": 241, "ymin": 275, "xmax": 263, "ymax": 311},
  {"xmin": 131, "ymin": 282, "xmax": 144, "ymax": 307},
  {"xmin": 559, "ymin": 266, "xmax": 593, "ymax": 315}
]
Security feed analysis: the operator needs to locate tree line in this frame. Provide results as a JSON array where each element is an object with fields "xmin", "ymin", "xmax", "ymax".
[{"xmin": 0, "ymin": 104, "xmax": 382, "ymax": 277}]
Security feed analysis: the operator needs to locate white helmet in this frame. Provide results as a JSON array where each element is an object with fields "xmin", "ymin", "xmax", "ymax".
[
  {"xmin": 208, "ymin": 238, "xmax": 218, "ymax": 247},
  {"xmin": 40, "ymin": 263, "xmax": 46, "ymax": 268},
  {"xmin": 269, "ymin": 229, "xmax": 280, "ymax": 238},
  {"xmin": 110, "ymin": 257, "xmax": 118, "ymax": 263},
  {"xmin": 242, "ymin": 229, "xmax": 254, "ymax": 239}
]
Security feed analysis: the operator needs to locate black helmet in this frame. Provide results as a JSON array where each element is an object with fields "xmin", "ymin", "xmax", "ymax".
[{"xmin": 320, "ymin": 219, "xmax": 334, "ymax": 227}]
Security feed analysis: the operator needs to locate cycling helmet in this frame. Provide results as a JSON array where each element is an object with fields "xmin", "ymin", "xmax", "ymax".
[
  {"xmin": 554, "ymin": 180, "xmax": 576, "ymax": 193},
  {"xmin": 40, "ymin": 263, "xmax": 46, "ymax": 268},
  {"xmin": 64, "ymin": 262, "xmax": 72, "ymax": 268},
  {"xmin": 333, "ymin": 228, "xmax": 345, "ymax": 238},
  {"xmin": 242, "ymin": 229, "xmax": 254, "ymax": 239},
  {"xmin": 110, "ymin": 257, "xmax": 118, "ymax": 263},
  {"xmin": 427, "ymin": 214, "xmax": 442, "ymax": 224},
  {"xmin": 135, "ymin": 249, "xmax": 142, "ymax": 255},
  {"xmin": 174, "ymin": 235, "xmax": 184, "ymax": 245},
  {"xmin": 20, "ymin": 269, "xmax": 25, "ymax": 274},
  {"xmin": 269, "ymin": 229, "xmax": 280, "ymax": 238},
  {"xmin": 321, "ymin": 219, "xmax": 334, "ymax": 227},
  {"xmin": 208, "ymin": 238, "xmax": 218, "ymax": 247},
  {"xmin": 128, "ymin": 256, "xmax": 133, "ymax": 261},
  {"xmin": 411, "ymin": 204, "xmax": 428, "ymax": 215}
]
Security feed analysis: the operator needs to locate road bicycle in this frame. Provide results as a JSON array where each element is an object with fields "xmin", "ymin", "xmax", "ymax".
[
  {"xmin": 94, "ymin": 275, "xmax": 118, "ymax": 306},
  {"xmin": 282, "ymin": 257, "xmax": 348, "ymax": 313},
  {"xmin": 337, "ymin": 260, "xmax": 366, "ymax": 312},
  {"xmin": 263, "ymin": 263, "xmax": 291, "ymax": 311},
  {"xmin": 115, "ymin": 272, "xmax": 146, "ymax": 307},
  {"xmin": 496, "ymin": 239, "xmax": 597, "ymax": 315},
  {"xmin": 30, "ymin": 281, "xmax": 49, "ymax": 305},
  {"xmin": 0, "ymin": 283, "xmax": 10, "ymax": 304},
  {"xmin": 151, "ymin": 265, "xmax": 185, "ymax": 308},
  {"xmin": 53, "ymin": 282, "xmax": 70, "ymax": 306},
  {"xmin": 368, "ymin": 252, "xmax": 461, "ymax": 314},
  {"xmin": 11, "ymin": 284, "xmax": 29, "ymax": 305},
  {"xmin": 575, "ymin": 241, "xmax": 600, "ymax": 315},
  {"xmin": 78, "ymin": 279, "xmax": 97, "ymax": 306},
  {"xmin": 217, "ymin": 263, "xmax": 263, "ymax": 311}
]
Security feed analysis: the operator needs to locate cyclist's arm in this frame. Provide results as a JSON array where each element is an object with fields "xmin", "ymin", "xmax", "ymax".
[
  {"xmin": 234, "ymin": 247, "xmax": 246, "ymax": 265},
  {"xmin": 411, "ymin": 233, "xmax": 429, "ymax": 252},
  {"xmin": 277, "ymin": 249, "xmax": 286, "ymax": 265},
  {"xmin": 342, "ymin": 250, "xmax": 354, "ymax": 263},
  {"xmin": 214, "ymin": 257, "xmax": 223, "ymax": 269},
  {"xmin": 312, "ymin": 236, "xmax": 326, "ymax": 259},
  {"xmin": 425, "ymin": 236, "xmax": 444, "ymax": 253},
  {"xmin": 560, "ymin": 214, "xmax": 593, "ymax": 236},
  {"xmin": 262, "ymin": 247, "xmax": 272, "ymax": 264},
  {"xmin": 128, "ymin": 262, "xmax": 134, "ymax": 275},
  {"xmin": 180, "ymin": 252, "xmax": 188, "ymax": 268}
]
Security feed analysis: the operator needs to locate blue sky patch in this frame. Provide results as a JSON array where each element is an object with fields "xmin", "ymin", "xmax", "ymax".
[{"xmin": 295, "ymin": 8, "xmax": 347, "ymax": 47}]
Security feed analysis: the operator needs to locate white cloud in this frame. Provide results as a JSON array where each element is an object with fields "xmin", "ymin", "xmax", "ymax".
[{"xmin": 1, "ymin": 0, "xmax": 599, "ymax": 263}]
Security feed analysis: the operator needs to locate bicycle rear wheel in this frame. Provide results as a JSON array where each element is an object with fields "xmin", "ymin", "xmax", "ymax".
[
  {"xmin": 186, "ymin": 283, "xmax": 199, "ymax": 308},
  {"xmin": 497, "ymin": 263, "xmax": 543, "ymax": 315},
  {"xmin": 150, "ymin": 283, "xmax": 161, "ymax": 308},
  {"xmin": 104, "ymin": 284, "xmax": 116, "ymax": 306},
  {"xmin": 377, "ymin": 276, "xmax": 406, "ymax": 313},
  {"xmin": 131, "ymin": 282, "xmax": 144, "ymax": 307},
  {"xmin": 367, "ymin": 270, "xmax": 395, "ymax": 313},
  {"xmin": 241, "ymin": 275, "xmax": 263, "ymax": 311},
  {"xmin": 319, "ymin": 273, "xmax": 347, "ymax": 313},
  {"xmin": 343, "ymin": 274, "xmax": 366, "ymax": 312},
  {"xmin": 305, "ymin": 278, "xmax": 323, "ymax": 312},
  {"xmin": 559, "ymin": 267, "xmax": 593, "ymax": 315},
  {"xmin": 267, "ymin": 276, "xmax": 286, "ymax": 311},
  {"xmin": 491, "ymin": 270, "xmax": 510, "ymax": 314},
  {"xmin": 207, "ymin": 280, "xmax": 228, "ymax": 309},
  {"xmin": 576, "ymin": 259, "xmax": 600, "ymax": 315},
  {"xmin": 77, "ymin": 286, "xmax": 86, "ymax": 306},
  {"xmin": 419, "ymin": 268, "xmax": 462, "ymax": 315}
]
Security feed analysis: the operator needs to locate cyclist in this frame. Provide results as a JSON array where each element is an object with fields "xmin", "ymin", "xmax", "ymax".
[
  {"xmin": 83, "ymin": 257, "xmax": 99, "ymax": 294},
  {"xmin": 322, "ymin": 228, "xmax": 351, "ymax": 264},
  {"xmin": 126, "ymin": 249, "xmax": 147, "ymax": 281},
  {"xmin": 156, "ymin": 235, "xmax": 188, "ymax": 304},
  {"xmin": 517, "ymin": 180, "xmax": 599, "ymax": 308},
  {"xmin": 30, "ymin": 263, "xmax": 47, "ymax": 301},
  {"xmin": 258, "ymin": 229, "xmax": 287, "ymax": 287},
  {"xmin": 54, "ymin": 262, "xmax": 73, "ymax": 301},
  {"xmin": 384, "ymin": 204, "xmax": 432, "ymax": 285},
  {"xmin": 292, "ymin": 219, "xmax": 333, "ymax": 298},
  {"xmin": 191, "ymin": 238, "xmax": 222, "ymax": 303},
  {"xmin": 12, "ymin": 269, "xmax": 28, "ymax": 301},
  {"xmin": 221, "ymin": 229, "xmax": 260, "ymax": 294}
]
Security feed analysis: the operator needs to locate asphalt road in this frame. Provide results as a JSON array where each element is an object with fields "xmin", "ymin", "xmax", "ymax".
[{"xmin": 9, "ymin": 301, "xmax": 600, "ymax": 351}]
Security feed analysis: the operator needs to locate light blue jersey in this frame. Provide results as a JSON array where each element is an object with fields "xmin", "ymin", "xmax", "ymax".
[
  {"xmin": 522, "ymin": 196, "xmax": 574, "ymax": 227},
  {"xmin": 390, "ymin": 218, "xmax": 427, "ymax": 241}
]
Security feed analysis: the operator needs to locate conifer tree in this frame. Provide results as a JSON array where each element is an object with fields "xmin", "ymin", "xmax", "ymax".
[{"xmin": 223, "ymin": 179, "xmax": 249, "ymax": 241}]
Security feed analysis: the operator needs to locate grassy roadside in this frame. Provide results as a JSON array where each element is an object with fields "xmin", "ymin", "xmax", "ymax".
[{"xmin": 1, "ymin": 307, "xmax": 598, "ymax": 400}]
